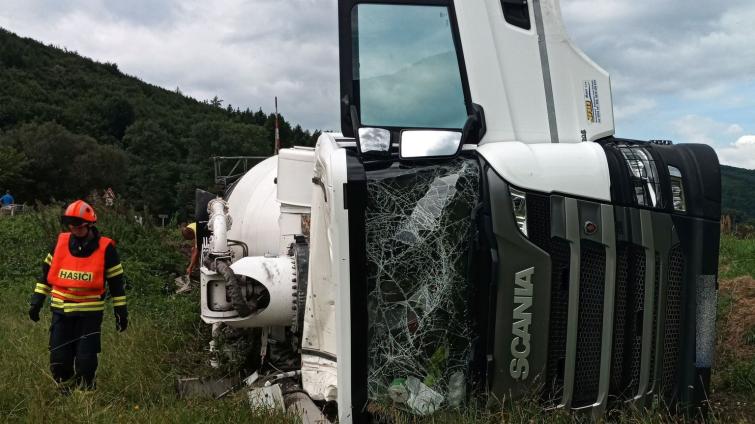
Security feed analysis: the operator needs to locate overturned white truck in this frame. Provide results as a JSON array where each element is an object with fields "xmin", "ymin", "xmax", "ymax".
[{"xmin": 194, "ymin": 0, "xmax": 721, "ymax": 422}]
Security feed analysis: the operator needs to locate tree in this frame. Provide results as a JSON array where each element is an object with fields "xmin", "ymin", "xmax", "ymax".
[
  {"xmin": 210, "ymin": 96, "xmax": 223, "ymax": 108},
  {"xmin": 101, "ymin": 97, "xmax": 135, "ymax": 140},
  {"xmin": 0, "ymin": 145, "xmax": 28, "ymax": 189},
  {"xmin": 253, "ymin": 108, "xmax": 266, "ymax": 126},
  {"xmin": 122, "ymin": 121, "xmax": 181, "ymax": 212},
  {"xmin": 0, "ymin": 122, "xmax": 128, "ymax": 202}
]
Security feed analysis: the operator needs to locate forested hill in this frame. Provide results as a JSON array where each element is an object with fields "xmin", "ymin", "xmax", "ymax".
[
  {"xmin": 722, "ymin": 165, "xmax": 755, "ymax": 223},
  {"xmin": 0, "ymin": 27, "xmax": 318, "ymax": 217}
]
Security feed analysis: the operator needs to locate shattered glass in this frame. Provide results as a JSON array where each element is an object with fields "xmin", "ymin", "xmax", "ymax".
[{"xmin": 365, "ymin": 158, "xmax": 480, "ymax": 413}]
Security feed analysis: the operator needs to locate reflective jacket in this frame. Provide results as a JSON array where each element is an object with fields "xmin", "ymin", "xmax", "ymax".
[
  {"xmin": 33, "ymin": 228, "xmax": 126, "ymax": 315},
  {"xmin": 47, "ymin": 233, "xmax": 111, "ymax": 312}
]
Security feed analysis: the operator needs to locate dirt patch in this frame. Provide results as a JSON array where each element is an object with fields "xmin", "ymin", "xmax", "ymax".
[
  {"xmin": 718, "ymin": 277, "xmax": 755, "ymax": 361},
  {"xmin": 712, "ymin": 277, "xmax": 755, "ymax": 422}
]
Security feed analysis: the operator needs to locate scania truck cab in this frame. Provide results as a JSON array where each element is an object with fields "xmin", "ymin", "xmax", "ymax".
[{"xmin": 196, "ymin": 1, "xmax": 721, "ymax": 422}]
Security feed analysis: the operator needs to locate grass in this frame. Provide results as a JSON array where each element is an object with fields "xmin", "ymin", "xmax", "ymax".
[
  {"xmin": 0, "ymin": 204, "xmax": 293, "ymax": 423},
  {"xmin": 719, "ymin": 234, "xmax": 755, "ymax": 280},
  {"xmin": 0, "ymin": 207, "xmax": 753, "ymax": 423}
]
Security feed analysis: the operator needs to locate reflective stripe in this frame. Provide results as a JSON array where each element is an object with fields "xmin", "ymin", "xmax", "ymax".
[
  {"xmin": 51, "ymin": 304, "xmax": 105, "ymax": 312},
  {"xmin": 34, "ymin": 288, "xmax": 51, "ymax": 296},
  {"xmin": 51, "ymin": 299, "xmax": 104, "ymax": 308},
  {"xmin": 65, "ymin": 307, "xmax": 104, "ymax": 312},
  {"xmin": 68, "ymin": 287, "xmax": 96, "ymax": 292},
  {"xmin": 51, "ymin": 304, "xmax": 105, "ymax": 310},
  {"xmin": 35, "ymin": 283, "xmax": 51, "ymax": 293},
  {"xmin": 52, "ymin": 289, "xmax": 101, "ymax": 300},
  {"xmin": 113, "ymin": 301, "xmax": 127, "ymax": 307},
  {"xmin": 106, "ymin": 264, "xmax": 124, "ymax": 278},
  {"xmin": 112, "ymin": 296, "xmax": 127, "ymax": 306},
  {"xmin": 52, "ymin": 291, "xmax": 102, "ymax": 300},
  {"xmin": 44, "ymin": 254, "xmax": 53, "ymax": 265}
]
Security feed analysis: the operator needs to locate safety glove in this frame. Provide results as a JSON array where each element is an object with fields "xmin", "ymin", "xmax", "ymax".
[
  {"xmin": 114, "ymin": 306, "xmax": 128, "ymax": 332},
  {"xmin": 28, "ymin": 293, "xmax": 45, "ymax": 322}
]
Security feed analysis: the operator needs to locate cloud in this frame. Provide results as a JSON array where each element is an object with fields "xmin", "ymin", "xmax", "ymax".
[
  {"xmin": 671, "ymin": 114, "xmax": 744, "ymax": 145},
  {"xmin": 726, "ymin": 124, "xmax": 745, "ymax": 136},
  {"xmin": 613, "ymin": 97, "xmax": 656, "ymax": 121},
  {"xmin": 563, "ymin": 0, "xmax": 755, "ymax": 153},
  {"xmin": 562, "ymin": 0, "xmax": 755, "ymax": 100},
  {"xmin": 0, "ymin": 0, "xmax": 340, "ymax": 130},
  {"xmin": 671, "ymin": 115, "xmax": 754, "ymax": 168},
  {"xmin": 716, "ymin": 135, "xmax": 755, "ymax": 169},
  {"xmin": 0, "ymin": 0, "xmax": 754, "ymax": 139}
]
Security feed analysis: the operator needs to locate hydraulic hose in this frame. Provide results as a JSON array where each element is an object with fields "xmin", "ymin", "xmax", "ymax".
[{"xmin": 215, "ymin": 259, "xmax": 256, "ymax": 318}]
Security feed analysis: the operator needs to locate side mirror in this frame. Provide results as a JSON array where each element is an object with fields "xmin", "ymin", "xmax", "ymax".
[
  {"xmin": 399, "ymin": 130, "xmax": 462, "ymax": 159},
  {"xmin": 358, "ymin": 127, "xmax": 391, "ymax": 154},
  {"xmin": 398, "ymin": 107, "xmax": 485, "ymax": 160}
]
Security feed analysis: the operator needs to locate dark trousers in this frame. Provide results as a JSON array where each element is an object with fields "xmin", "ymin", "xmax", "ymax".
[{"xmin": 49, "ymin": 312, "xmax": 102, "ymax": 389}]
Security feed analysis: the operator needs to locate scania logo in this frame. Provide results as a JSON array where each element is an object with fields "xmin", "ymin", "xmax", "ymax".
[
  {"xmin": 584, "ymin": 221, "xmax": 598, "ymax": 235},
  {"xmin": 510, "ymin": 267, "xmax": 533, "ymax": 380}
]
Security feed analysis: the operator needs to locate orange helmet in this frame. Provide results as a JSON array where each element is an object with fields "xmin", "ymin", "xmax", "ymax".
[{"xmin": 63, "ymin": 200, "xmax": 97, "ymax": 224}]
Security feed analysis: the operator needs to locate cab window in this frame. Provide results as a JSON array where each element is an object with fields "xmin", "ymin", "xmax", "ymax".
[{"xmin": 352, "ymin": 4, "xmax": 468, "ymax": 129}]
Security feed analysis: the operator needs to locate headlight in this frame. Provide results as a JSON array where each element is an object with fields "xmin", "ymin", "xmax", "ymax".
[
  {"xmin": 510, "ymin": 187, "xmax": 527, "ymax": 237},
  {"xmin": 668, "ymin": 166, "xmax": 686, "ymax": 212},
  {"xmin": 619, "ymin": 146, "xmax": 662, "ymax": 208}
]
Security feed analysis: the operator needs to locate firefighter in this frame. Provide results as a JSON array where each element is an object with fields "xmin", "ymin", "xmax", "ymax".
[
  {"xmin": 28, "ymin": 200, "xmax": 128, "ymax": 391},
  {"xmin": 180, "ymin": 222, "xmax": 198, "ymax": 276}
]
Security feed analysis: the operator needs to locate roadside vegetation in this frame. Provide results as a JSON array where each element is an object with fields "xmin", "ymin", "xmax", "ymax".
[
  {"xmin": 0, "ymin": 206, "xmax": 753, "ymax": 422},
  {"xmin": 0, "ymin": 204, "xmax": 291, "ymax": 423}
]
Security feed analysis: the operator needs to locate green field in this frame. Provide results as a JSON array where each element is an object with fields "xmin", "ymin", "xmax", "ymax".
[{"xmin": 0, "ymin": 208, "xmax": 753, "ymax": 423}]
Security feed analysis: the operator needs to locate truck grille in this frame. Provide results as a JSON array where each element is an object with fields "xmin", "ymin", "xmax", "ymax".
[
  {"xmin": 649, "ymin": 253, "xmax": 661, "ymax": 391},
  {"xmin": 607, "ymin": 243, "xmax": 648, "ymax": 400},
  {"xmin": 545, "ymin": 237, "xmax": 570, "ymax": 401},
  {"xmin": 625, "ymin": 245, "xmax": 646, "ymax": 398},
  {"xmin": 662, "ymin": 245, "xmax": 684, "ymax": 398},
  {"xmin": 573, "ymin": 241, "xmax": 606, "ymax": 407},
  {"xmin": 537, "ymin": 199, "xmax": 685, "ymax": 410},
  {"xmin": 526, "ymin": 193, "xmax": 550, "ymax": 253},
  {"xmin": 610, "ymin": 243, "xmax": 631, "ymax": 396}
]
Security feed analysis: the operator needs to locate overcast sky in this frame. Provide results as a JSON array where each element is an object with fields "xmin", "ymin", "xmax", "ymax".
[{"xmin": 1, "ymin": 0, "xmax": 753, "ymax": 168}]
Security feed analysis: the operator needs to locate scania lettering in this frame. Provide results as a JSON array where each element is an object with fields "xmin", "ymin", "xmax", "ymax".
[{"xmin": 510, "ymin": 267, "xmax": 534, "ymax": 380}]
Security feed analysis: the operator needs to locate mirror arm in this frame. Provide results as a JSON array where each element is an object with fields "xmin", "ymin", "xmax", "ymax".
[
  {"xmin": 350, "ymin": 104, "xmax": 361, "ymax": 135},
  {"xmin": 472, "ymin": 103, "xmax": 486, "ymax": 141},
  {"xmin": 461, "ymin": 115, "xmax": 479, "ymax": 145},
  {"xmin": 461, "ymin": 103, "xmax": 487, "ymax": 145}
]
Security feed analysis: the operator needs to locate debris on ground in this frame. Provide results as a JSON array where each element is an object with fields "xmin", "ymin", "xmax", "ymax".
[{"xmin": 174, "ymin": 274, "xmax": 194, "ymax": 294}]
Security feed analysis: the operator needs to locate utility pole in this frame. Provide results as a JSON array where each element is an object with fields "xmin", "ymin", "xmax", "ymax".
[{"xmin": 274, "ymin": 96, "xmax": 281, "ymax": 155}]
